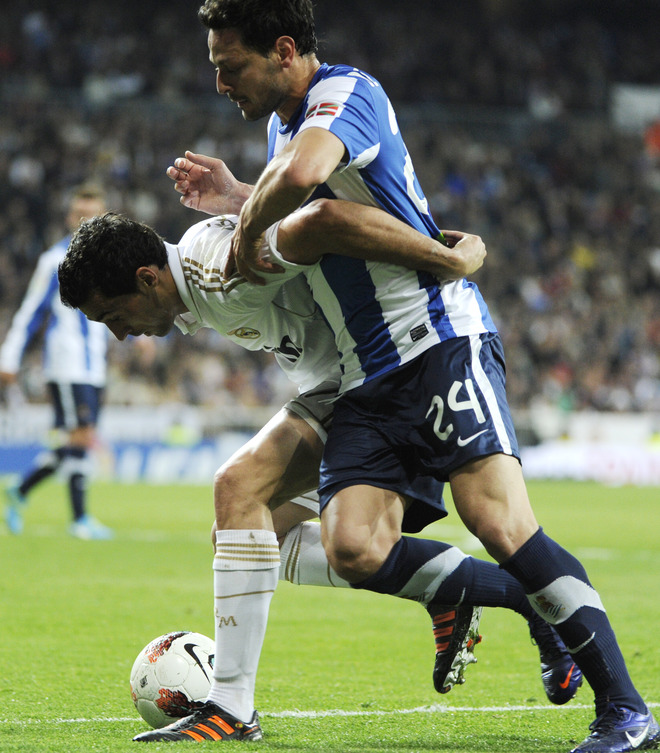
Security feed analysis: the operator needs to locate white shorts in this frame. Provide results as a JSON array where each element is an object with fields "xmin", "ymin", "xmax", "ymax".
[
  {"xmin": 284, "ymin": 380, "xmax": 338, "ymax": 514},
  {"xmin": 284, "ymin": 380, "xmax": 338, "ymax": 443}
]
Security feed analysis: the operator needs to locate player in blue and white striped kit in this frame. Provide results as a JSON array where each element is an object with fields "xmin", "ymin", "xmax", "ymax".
[
  {"xmin": 162, "ymin": 2, "xmax": 656, "ymax": 751},
  {"xmin": 0, "ymin": 185, "xmax": 113, "ymax": 540}
]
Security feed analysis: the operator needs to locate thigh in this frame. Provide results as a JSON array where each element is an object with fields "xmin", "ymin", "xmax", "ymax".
[
  {"xmin": 321, "ymin": 483, "xmax": 406, "ymax": 577},
  {"xmin": 449, "ymin": 453, "xmax": 538, "ymax": 562},
  {"xmin": 215, "ymin": 406, "xmax": 324, "ymax": 513},
  {"xmin": 214, "ymin": 383, "xmax": 334, "ymax": 530},
  {"xmin": 318, "ymin": 395, "xmax": 446, "ymax": 528},
  {"xmin": 413, "ymin": 333, "xmax": 519, "ymax": 477},
  {"xmin": 48, "ymin": 382, "xmax": 102, "ymax": 431}
]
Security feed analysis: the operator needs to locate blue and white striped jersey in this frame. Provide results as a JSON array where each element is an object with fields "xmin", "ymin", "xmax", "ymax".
[
  {"xmin": 0, "ymin": 236, "xmax": 108, "ymax": 386},
  {"xmin": 266, "ymin": 63, "xmax": 497, "ymax": 392}
]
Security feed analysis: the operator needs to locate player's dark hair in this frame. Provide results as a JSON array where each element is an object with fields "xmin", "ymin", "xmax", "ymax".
[
  {"xmin": 58, "ymin": 213, "xmax": 168, "ymax": 309},
  {"xmin": 198, "ymin": 0, "xmax": 318, "ymax": 57}
]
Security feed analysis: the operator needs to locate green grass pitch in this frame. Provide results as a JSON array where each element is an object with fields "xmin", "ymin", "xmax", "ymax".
[{"xmin": 0, "ymin": 478, "xmax": 658, "ymax": 752}]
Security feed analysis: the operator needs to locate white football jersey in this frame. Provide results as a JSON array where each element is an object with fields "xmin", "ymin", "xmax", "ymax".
[
  {"xmin": 168, "ymin": 216, "xmax": 341, "ymax": 394},
  {"xmin": 0, "ymin": 236, "xmax": 108, "ymax": 386}
]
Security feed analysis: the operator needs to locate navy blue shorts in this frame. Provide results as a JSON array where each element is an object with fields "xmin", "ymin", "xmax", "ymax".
[
  {"xmin": 48, "ymin": 382, "xmax": 104, "ymax": 430},
  {"xmin": 318, "ymin": 333, "xmax": 519, "ymax": 531}
]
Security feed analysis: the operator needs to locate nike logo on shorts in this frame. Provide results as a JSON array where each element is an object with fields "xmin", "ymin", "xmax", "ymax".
[{"xmin": 456, "ymin": 429, "xmax": 488, "ymax": 447}]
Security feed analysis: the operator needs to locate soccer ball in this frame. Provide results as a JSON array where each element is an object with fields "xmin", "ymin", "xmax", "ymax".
[{"xmin": 129, "ymin": 631, "xmax": 215, "ymax": 729}]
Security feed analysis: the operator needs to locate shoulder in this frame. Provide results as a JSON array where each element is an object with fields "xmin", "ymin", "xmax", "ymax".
[
  {"xmin": 178, "ymin": 216, "xmax": 238, "ymax": 248},
  {"xmin": 33, "ymin": 242, "xmax": 68, "ymax": 278},
  {"xmin": 176, "ymin": 216, "xmax": 237, "ymax": 282},
  {"xmin": 310, "ymin": 64, "xmax": 382, "ymax": 99},
  {"xmin": 42, "ymin": 235, "xmax": 70, "ymax": 261},
  {"xmin": 303, "ymin": 66, "xmax": 387, "ymax": 127},
  {"xmin": 320, "ymin": 63, "xmax": 381, "ymax": 86}
]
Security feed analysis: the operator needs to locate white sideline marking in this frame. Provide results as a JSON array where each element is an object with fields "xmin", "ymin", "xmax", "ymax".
[
  {"xmin": 2, "ymin": 702, "xmax": 658, "ymax": 724},
  {"xmin": 267, "ymin": 702, "xmax": 660, "ymax": 719}
]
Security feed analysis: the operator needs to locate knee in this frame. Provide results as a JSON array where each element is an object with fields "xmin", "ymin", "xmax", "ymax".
[
  {"xmin": 213, "ymin": 462, "xmax": 243, "ymax": 506},
  {"xmin": 466, "ymin": 516, "xmax": 537, "ymax": 563},
  {"xmin": 322, "ymin": 531, "xmax": 392, "ymax": 584},
  {"xmin": 212, "ymin": 461, "xmax": 265, "ymax": 528}
]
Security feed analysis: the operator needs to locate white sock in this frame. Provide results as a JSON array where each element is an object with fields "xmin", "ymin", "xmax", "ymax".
[
  {"xmin": 279, "ymin": 521, "xmax": 350, "ymax": 588},
  {"xmin": 207, "ymin": 529, "xmax": 280, "ymax": 722}
]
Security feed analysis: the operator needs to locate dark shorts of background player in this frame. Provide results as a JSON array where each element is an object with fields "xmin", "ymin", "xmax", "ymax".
[
  {"xmin": 48, "ymin": 382, "xmax": 104, "ymax": 431},
  {"xmin": 318, "ymin": 332, "xmax": 519, "ymax": 533}
]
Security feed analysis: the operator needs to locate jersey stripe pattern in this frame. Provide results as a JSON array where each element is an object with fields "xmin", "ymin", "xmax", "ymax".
[
  {"xmin": 266, "ymin": 63, "xmax": 497, "ymax": 392},
  {"xmin": 0, "ymin": 236, "xmax": 108, "ymax": 386}
]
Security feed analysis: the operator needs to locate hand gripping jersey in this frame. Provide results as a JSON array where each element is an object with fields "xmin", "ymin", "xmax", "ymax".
[
  {"xmin": 168, "ymin": 216, "xmax": 341, "ymax": 394},
  {"xmin": 266, "ymin": 63, "xmax": 497, "ymax": 392},
  {"xmin": 0, "ymin": 236, "xmax": 108, "ymax": 386}
]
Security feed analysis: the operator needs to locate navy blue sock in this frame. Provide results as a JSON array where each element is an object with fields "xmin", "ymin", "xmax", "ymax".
[
  {"xmin": 19, "ymin": 448, "xmax": 65, "ymax": 496},
  {"xmin": 19, "ymin": 465, "xmax": 55, "ymax": 496},
  {"xmin": 68, "ymin": 472, "xmax": 86, "ymax": 521},
  {"xmin": 502, "ymin": 528, "xmax": 645, "ymax": 715},
  {"xmin": 61, "ymin": 446, "xmax": 88, "ymax": 521},
  {"xmin": 351, "ymin": 536, "xmax": 533, "ymax": 618}
]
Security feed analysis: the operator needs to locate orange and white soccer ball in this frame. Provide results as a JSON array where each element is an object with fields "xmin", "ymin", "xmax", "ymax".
[{"xmin": 129, "ymin": 631, "xmax": 215, "ymax": 729}]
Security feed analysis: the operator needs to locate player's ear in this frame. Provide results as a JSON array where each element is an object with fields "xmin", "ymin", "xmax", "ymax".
[
  {"xmin": 135, "ymin": 266, "xmax": 158, "ymax": 289},
  {"xmin": 275, "ymin": 36, "xmax": 296, "ymax": 68}
]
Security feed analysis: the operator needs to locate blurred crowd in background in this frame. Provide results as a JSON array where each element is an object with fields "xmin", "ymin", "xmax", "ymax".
[{"xmin": 2, "ymin": 0, "xmax": 660, "ymax": 417}]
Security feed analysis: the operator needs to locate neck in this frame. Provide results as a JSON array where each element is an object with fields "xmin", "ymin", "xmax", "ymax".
[
  {"xmin": 277, "ymin": 55, "xmax": 320, "ymax": 124},
  {"xmin": 161, "ymin": 265, "xmax": 188, "ymax": 317}
]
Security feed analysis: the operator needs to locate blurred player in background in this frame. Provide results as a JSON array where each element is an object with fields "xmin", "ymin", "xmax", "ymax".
[{"xmin": 0, "ymin": 183, "xmax": 113, "ymax": 540}]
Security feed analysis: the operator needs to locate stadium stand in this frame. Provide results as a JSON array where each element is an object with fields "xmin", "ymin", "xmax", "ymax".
[{"xmin": 1, "ymin": 0, "xmax": 660, "ymax": 416}]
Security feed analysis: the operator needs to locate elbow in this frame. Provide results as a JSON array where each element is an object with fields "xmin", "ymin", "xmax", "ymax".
[
  {"xmin": 289, "ymin": 198, "xmax": 343, "ymax": 243},
  {"xmin": 301, "ymin": 198, "xmax": 341, "ymax": 230},
  {"xmin": 280, "ymin": 159, "xmax": 326, "ymax": 196}
]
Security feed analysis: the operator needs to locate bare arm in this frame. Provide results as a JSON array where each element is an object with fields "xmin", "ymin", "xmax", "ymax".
[
  {"xmin": 165, "ymin": 153, "xmax": 486, "ymax": 280},
  {"xmin": 277, "ymin": 199, "xmax": 486, "ymax": 280},
  {"xmin": 230, "ymin": 129, "xmax": 346, "ymax": 283}
]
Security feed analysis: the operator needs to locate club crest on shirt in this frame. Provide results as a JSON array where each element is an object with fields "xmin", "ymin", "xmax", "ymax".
[{"xmin": 228, "ymin": 327, "xmax": 260, "ymax": 339}]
